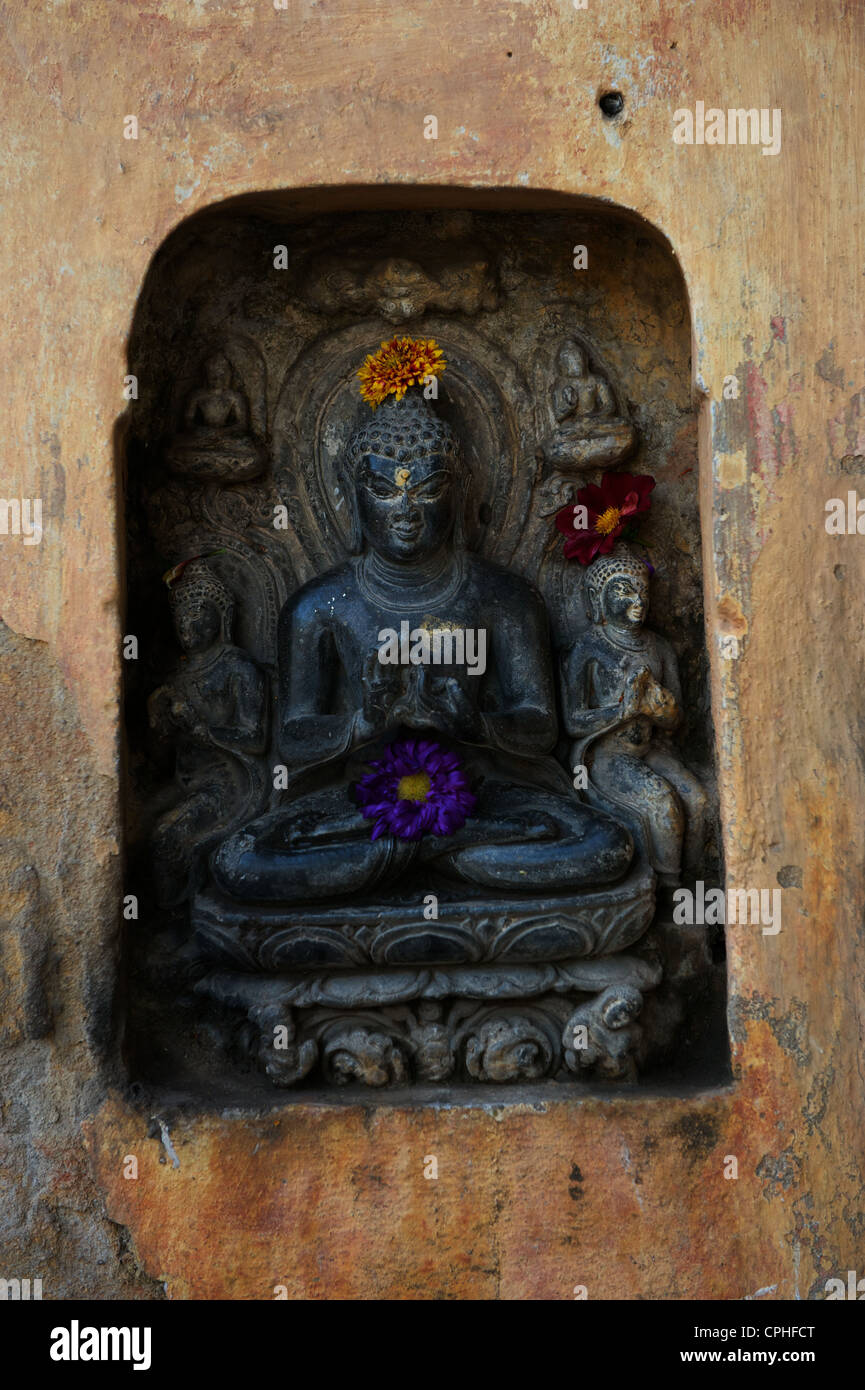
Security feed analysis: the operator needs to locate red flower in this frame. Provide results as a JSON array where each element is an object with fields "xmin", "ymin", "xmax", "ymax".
[{"xmin": 554, "ymin": 472, "xmax": 655, "ymax": 565}]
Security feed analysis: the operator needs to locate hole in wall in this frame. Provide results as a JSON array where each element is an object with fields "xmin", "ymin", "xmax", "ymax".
[{"xmin": 598, "ymin": 91, "xmax": 625, "ymax": 118}]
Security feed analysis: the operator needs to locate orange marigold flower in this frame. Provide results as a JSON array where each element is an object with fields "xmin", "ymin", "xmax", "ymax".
[{"xmin": 357, "ymin": 336, "xmax": 446, "ymax": 408}]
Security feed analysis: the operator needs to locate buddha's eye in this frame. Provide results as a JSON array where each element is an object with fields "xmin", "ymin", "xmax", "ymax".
[
  {"xmin": 411, "ymin": 476, "xmax": 448, "ymax": 501},
  {"xmin": 365, "ymin": 477, "xmax": 399, "ymax": 499}
]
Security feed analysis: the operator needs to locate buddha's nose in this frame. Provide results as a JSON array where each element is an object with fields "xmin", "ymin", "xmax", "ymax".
[{"xmin": 395, "ymin": 488, "xmax": 418, "ymax": 520}]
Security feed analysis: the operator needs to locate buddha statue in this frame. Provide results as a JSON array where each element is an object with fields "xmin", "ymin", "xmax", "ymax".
[
  {"xmin": 539, "ymin": 338, "xmax": 636, "ymax": 475},
  {"xmin": 166, "ymin": 352, "xmax": 266, "ymax": 482},
  {"xmin": 560, "ymin": 544, "xmax": 707, "ymax": 886},
  {"xmin": 551, "ymin": 340, "xmax": 617, "ymax": 422},
  {"xmin": 209, "ymin": 379, "xmax": 635, "ymax": 908},
  {"xmin": 148, "ymin": 561, "xmax": 268, "ymax": 907},
  {"xmin": 183, "ymin": 352, "xmax": 249, "ymax": 432}
]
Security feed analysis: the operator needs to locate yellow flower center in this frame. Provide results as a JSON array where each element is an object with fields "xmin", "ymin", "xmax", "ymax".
[
  {"xmin": 397, "ymin": 772, "xmax": 432, "ymax": 803},
  {"xmin": 595, "ymin": 505, "xmax": 622, "ymax": 536}
]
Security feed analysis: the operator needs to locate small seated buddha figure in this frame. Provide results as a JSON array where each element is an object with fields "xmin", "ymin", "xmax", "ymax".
[
  {"xmin": 183, "ymin": 352, "xmax": 250, "ymax": 432},
  {"xmin": 540, "ymin": 339, "xmax": 636, "ymax": 474},
  {"xmin": 210, "ymin": 346, "xmax": 634, "ymax": 907},
  {"xmin": 148, "ymin": 561, "xmax": 267, "ymax": 907},
  {"xmin": 551, "ymin": 339, "xmax": 617, "ymax": 423},
  {"xmin": 560, "ymin": 544, "xmax": 707, "ymax": 886},
  {"xmin": 166, "ymin": 352, "xmax": 266, "ymax": 482}
]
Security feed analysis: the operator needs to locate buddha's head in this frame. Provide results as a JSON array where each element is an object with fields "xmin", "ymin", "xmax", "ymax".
[
  {"xmin": 556, "ymin": 339, "xmax": 588, "ymax": 378},
  {"xmin": 339, "ymin": 390, "xmax": 469, "ymax": 563},
  {"xmin": 585, "ymin": 544, "xmax": 650, "ymax": 631},
  {"xmin": 204, "ymin": 352, "xmax": 232, "ymax": 391},
  {"xmin": 169, "ymin": 560, "xmax": 234, "ymax": 651}
]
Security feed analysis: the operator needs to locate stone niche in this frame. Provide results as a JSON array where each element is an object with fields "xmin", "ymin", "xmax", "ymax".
[{"xmin": 122, "ymin": 194, "xmax": 727, "ymax": 1098}]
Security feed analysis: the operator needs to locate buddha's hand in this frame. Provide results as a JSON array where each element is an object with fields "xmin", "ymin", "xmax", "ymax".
[
  {"xmin": 413, "ymin": 668, "xmax": 483, "ymax": 741},
  {"xmin": 357, "ymin": 651, "xmax": 402, "ymax": 740}
]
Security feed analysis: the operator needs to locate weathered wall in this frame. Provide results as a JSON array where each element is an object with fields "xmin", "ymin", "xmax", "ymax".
[{"xmin": 1, "ymin": 0, "xmax": 863, "ymax": 1298}]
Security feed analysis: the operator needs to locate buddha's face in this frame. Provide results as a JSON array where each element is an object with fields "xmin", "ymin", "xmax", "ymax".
[
  {"xmin": 602, "ymin": 574, "xmax": 648, "ymax": 631},
  {"xmin": 356, "ymin": 451, "xmax": 456, "ymax": 562},
  {"xmin": 176, "ymin": 599, "xmax": 220, "ymax": 652},
  {"xmin": 205, "ymin": 356, "xmax": 231, "ymax": 390},
  {"xmin": 557, "ymin": 342, "xmax": 586, "ymax": 377}
]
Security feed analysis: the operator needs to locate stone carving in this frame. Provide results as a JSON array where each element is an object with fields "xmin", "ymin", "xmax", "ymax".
[
  {"xmin": 206, "ymin": 388, "xmax": 635, "ymax": 910},
  {"xmin": 166, "ymin": 352, "xmax": 267, "ymax": 482},
  {"xmin": 300, "ymin": 246, "xmax": 498, "ymax": 322},
  {"xmin": 462, "ymin": 1010, "xmax": 560, "ymax": 1082},
  {"xmin": 192, "ymin": 961, "xmax": 659, "ymax": 1086},
  {"xmin": 143, "ymin": 384, "xmax": 699, "ymax": 1085},
  {"xmin": 320, "ymin": 1022, "xmax": 409, "ymax": 1086},
  {"xmin": 562, "ymin": 985, "xmax": 645, "ymax": 1081},
  {"xmin": 406, "ymin": 1002, "xmax": 456, "ymax": 1081},
  {"xmin": 154, "ymin": 376, "xmax": 668, "ymax": 1085},
  {"xmin": 129, "ymin": 210, "xmax": 720, "ymax": 1091},
  {"xmin": 539, "ymin": 339, "xmax": 636, "ymax": 474},
  {"xmin": 560, "ymin": 544, "xmax": 707, "ymax": 886},
  {"xmin": 193, "ymin": 868, "xmax": 656, "ymax": 971},
  {"xmin": 148, "ymin": 561, "xmax": 268, "ymax": 907},
  {"xmin": 197, "ymin": 953, "xmax": 662, "ymax": 1015},
  {"xmin": 248, "ymin": 1002, "xmax": 317, "ymax": 1087}
]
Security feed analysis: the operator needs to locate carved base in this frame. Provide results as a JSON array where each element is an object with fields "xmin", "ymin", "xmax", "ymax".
[
  {"xmin": 191, "ymin": 865, "xmax": 656, "ymax": 971},
  {"xmin": 539, "ymin": 419, "xmax": 636, "ymax": 472},
  {"xmin": 195, "ymin": 954, "xmax": 662, "ymax": 1087},
  {"xmin": 165, "ymin": 433, "xmax": 267, "ymax": 482}
]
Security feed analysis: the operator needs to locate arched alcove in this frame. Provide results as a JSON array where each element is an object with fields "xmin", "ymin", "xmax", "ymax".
[{"xmin": 121, "ymin": 189, "xmax": 727, "ymax": 1097}]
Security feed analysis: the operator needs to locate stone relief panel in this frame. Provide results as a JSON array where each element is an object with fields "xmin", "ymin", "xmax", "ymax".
[{"xmin": 123, "ymin": 206, "xmax": 724, "ymax": 1093}]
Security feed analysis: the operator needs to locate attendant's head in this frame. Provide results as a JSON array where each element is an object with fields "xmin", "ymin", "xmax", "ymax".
[
  {"xmin": 585, "ymin": 544, "xmax": 650, "ymax": 631},
  {"xmin": 169, "ymin": 560, "xmax": 234, "ymax": 651}
]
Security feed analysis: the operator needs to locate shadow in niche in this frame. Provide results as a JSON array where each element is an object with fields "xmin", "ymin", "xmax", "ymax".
[{"xmin": 118, "ymin": 185, "xmax": 730, "ymax": 1104}]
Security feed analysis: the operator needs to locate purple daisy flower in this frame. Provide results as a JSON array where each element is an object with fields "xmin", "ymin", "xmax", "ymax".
[{"xmin": 354, "ymin": 739, "xmax": 476, "ymax": 842}]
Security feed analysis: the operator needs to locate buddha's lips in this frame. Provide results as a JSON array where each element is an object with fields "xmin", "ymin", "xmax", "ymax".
[{"xmin": 354, "ymin": 738, "xmax": 476, "ymax": 841}]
